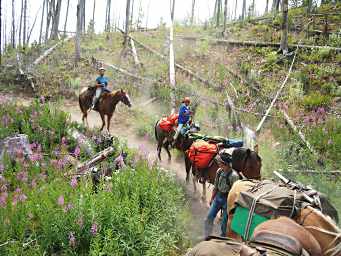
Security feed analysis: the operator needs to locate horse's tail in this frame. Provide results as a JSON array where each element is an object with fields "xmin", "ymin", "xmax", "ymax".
[{"xmin": 154, "ymin": 120, "xmax": 160, "ymax": 141}]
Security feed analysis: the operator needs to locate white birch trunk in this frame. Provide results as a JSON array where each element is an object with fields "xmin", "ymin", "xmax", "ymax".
[{"xmin": 130, "ymin": 39, "xmax": 140, "ymax": 66}]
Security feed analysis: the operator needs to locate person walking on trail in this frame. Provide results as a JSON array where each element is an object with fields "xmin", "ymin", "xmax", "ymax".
[
  {"xmin": 204, "ymin": 153, "xmax": 240, "ymax": 238},
  {"xmin": 90, "ymin": 66, "xmax": 109, "ymax": 110},
  {"xmin": 173, "ymin": 97, "xmax": 192, "ymax": 143}
]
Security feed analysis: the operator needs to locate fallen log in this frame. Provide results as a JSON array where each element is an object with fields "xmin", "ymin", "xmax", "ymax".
[
  {"xmin": 33, "ymin": 36, "xmax": 72, "ymax": 66},
  {"xmin": 280, "ymin": 109, "xmax": 319, "ymax": 158},
  {"xmin": 130, "ymin": 38, "xmax": 141, "ymax": 67},
  {"xmin": 278, "ymin": 169, "xmax": 341, "ymax": 176},
  {"xmin": 91, "ymin": 56, "xmax": 156, "ymax": 83},
  {"xmin": 255, "ymin": 47, "xmax": 298, "ymax": 134},
  {"xmin": 75, "ymin": 146, "xmax": 115, "ymax": 175},
  {"xmin": 177, "ymin": 36, "xmax": 341, "ymax": 52}
]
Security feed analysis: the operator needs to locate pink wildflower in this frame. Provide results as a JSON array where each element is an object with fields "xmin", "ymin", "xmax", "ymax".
[
  {"xmin": 0, "ymin": 164, "xmax": 4, "ymax": 174},
  {"xmin": 70, "ymin": 177, "xmax": 78, "ymax": 189},
  {"xmin": 0, "ymin": 192, "xmax": 8, "ymax": 208},
  {"xmin": 63, "ymin": 203, "xmax": 74, "ymax": 213},
  {"xmin": 73, "ymin": 146, "xmax": 81, "ymax": 158},
  {"xmin": 12, "ymin": 188, "xmax": 27, "ymax": 206},
  {"xmin": 328, "ymin": 139, "xmax": 333, "ymax": 145},
  {"xmin": 76, "ymin": 216, "xmax": 84, "ymax": 228},
  {"xmin": 31, "ymin": 179, "xmax": 37, "ymax": 188},
  {"xmin": 68, "ymin": 232, "xmax": 76, "ymax": 247},
  {"xmin": 90, "ymin": 223, "xmax": 98, "ymax": 236},
  {"xmin": 57, "ymin": 195, "xmax": 65, "ymax": 206},
  {"xmin": 30, "ymin": 153, "xmax": 43, "ymax": 162},
  {"xmin": 61, "ymin": 137, "xmax": 68, "ymax": 145},
  {"xmin": 16, "ymin": 171, "xmax": 28, "ymax": 183}
]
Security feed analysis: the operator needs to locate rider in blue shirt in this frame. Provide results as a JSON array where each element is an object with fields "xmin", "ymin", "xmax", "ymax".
[
  {"xmin": 91, "ymin": 67, "xmax": 109, "ymax": 110},
  {"xmin": 173, "ymin": 97, "xmax": 192, "ymax": 142}
]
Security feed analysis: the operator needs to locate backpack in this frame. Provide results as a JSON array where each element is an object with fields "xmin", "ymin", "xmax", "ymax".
[{"xmin": 159, "ymin": 113, "xmax": 179, "ymax": 132}]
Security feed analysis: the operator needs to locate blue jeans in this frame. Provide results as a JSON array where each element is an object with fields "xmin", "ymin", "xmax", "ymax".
[{"xmin": 204, "ymin": 192, "xmax": 228, "ymax": 238}]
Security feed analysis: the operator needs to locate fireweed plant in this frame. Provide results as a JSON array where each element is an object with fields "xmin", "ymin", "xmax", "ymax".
[{"xmin": 0, "ymin": 100, "xmax": 189, "ymax": 255}]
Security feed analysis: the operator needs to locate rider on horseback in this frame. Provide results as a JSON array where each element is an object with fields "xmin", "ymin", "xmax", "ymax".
[
  {"xmin": 90, "ymin": 66, "xmax": 109, "ymax": 110},
  {"xmin": 172, "ymin": 97, "xmax": 192, "ymax": 145},
  {"xmin": 204, "ymin": 152, "xmax": 239, "ymax": 238}
]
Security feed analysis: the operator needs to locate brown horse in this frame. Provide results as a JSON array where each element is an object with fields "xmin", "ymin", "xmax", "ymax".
[
  {"xmin": 79, "ymin": 88, "xmax": 131, "ymax": 131},
  {"xmin": 189, "ymin": 148, "xmax": 262, "ymax": 202},
  {"xmin": 186, "ymin": 224, "xmax": 315, "ymax": 256},
  {"xmin": 253, "ymin": 217, "xmax": 322, "ymax": 256},
  {"xmin": 227, "ymin": 180, "xmax": 341, "ymax": 256},
  {"xmin": 154, "ymin": 121, "xmax": 200, "ymax": 161}
]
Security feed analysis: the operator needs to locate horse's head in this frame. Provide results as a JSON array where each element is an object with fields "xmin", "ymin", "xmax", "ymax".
[
  {"xmin": 118, "ymin": 89, "xmax": 132, "ymax": 107},
  {"xmin": 232, "ymin": 148, "xmax": 262, "ymax": 179}
]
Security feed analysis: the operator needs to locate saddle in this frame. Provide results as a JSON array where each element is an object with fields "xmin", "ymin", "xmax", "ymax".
[{"xmin": 251, "ymin": 230, "xmax": 303, "ymax": 256}]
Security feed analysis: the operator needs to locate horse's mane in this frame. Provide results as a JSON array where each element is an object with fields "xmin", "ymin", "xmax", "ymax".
[{"xmin": 232, "ymin": 148, "xmax": 262, "ymax": 162}]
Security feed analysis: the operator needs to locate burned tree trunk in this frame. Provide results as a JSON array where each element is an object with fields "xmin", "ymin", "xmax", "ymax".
[
  {"xmin": 169, "ymin": 0, "xmax": 176, "ymax": 113},
  {"xmin": 216, "ymin": 0, "xmax": 222, "ymax": 27},
  {"xmin": 234, "ymin": 0, "xmax": 237, "ymax": 20},
  {"xmin": 23, "ymin": 0, "xmax": 27, "ymax": 44},
  {"xmin": 223, "ymin": 0, "xmax": 228, "ymax": 34},
  {"xmin": 75, "ymin": 2, "xmax": 82, "ymax": 63},
  {"xmin": 50, "ymin": 0, "xmax": 62, "ymax": 40},
  {"xmin": 45, "ymin": 0, "xmax": 53, "ymax": 43},
  {"xmin": 123, "ymin": 0, "xmax": 131, "ymax": 49},
  {"xmin": 191, "ymin": 0, "xmax": 196, "ymax": 25},
  {"xmin": 280, "ymin": 0, "xmax": 288, "ymax": 54},
  {"xmin": 19, "ymin": 0, "xmax": 23, "ymax": 46},
  {"xmin": 11, "ymin": 0, "xmax": 15, "ymax": 48},
  {"xmin": 242, "ymin": 0, "xmax": 246, "ymax": 20},
  {"xmin": 92, "ymin": 0, "xmax": 96, "ymax": 32},
  {"xmin": 130, "ymin": 0, "xmax": 134, "ymax": 28},
  {"xmin": 63, "ymin": 0, "xmax": 70, "ymax": 37},
  {"xmin": 265, "ymin": 0, "xmax": 269, "ymax": 13},
  {"xmin": 105, "ymin": 0, "xmax": 112, "ymax": 32},
  {"xmin": 39, "ymin": 0, "xmax": 46, "ymax": 44}
]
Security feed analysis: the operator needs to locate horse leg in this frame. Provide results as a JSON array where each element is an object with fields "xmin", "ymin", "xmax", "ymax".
[
  {"xmin": 107, "ymin": 114, "xmax": 112, "ymax": 133},
  {"xmin": 185, "ymin": 155, "xmax": 192, "ymax": 184},
  {"xmin": 100, "ymin": 113, "xmax": 105, "ymax": 131},
  {"xmin": 157, "ymin": 140, "xmax": 163, "ymax": 161},
  {"xmin": 192, "ymin": 174, "xmax": 198, "ymax": 193},
  {"xmin": 201, "ymin": 181, "xmax": 207, "ymax": 202},
  {"xmin": 164, "ymin": 141, "xmax": 172, "ymax": 162}
]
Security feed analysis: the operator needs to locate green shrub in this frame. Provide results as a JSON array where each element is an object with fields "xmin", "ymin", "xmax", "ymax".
[
  {"xmin": 0, "ymin": 102, "xmax": 189, "ymax": 255},
  {"xmin": 302, "ymin": 92, "xmax": 332, "ymax": 110}
]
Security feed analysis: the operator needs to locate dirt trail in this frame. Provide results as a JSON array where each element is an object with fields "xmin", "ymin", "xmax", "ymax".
[
  {"xmin": 63, "ymin": 101, "xmax": 219, "ymax": 243},
  {"xmin": 1, "ymin": 91, "xmax": 219, "ymax": 243}
]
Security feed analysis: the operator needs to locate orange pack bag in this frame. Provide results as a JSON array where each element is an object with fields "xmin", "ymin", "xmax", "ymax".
[
  {"xmin": 159, "ymin": 113, "xmax": 179, "ymax": 132},
  {"xmin": 187, "ymin": 140, "xmax": 218, "ymax": 169}
]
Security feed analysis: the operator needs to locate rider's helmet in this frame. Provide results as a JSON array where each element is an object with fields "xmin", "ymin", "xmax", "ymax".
[
  {"xmin": 183, "ymin": 97, "xmax": 191, "ymax": 104},
  {"xmin": 98, "ymin": 66, "xmax": 106, "ymax": 71}
]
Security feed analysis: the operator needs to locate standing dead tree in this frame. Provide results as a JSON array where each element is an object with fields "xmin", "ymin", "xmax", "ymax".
[
  {"xmin": 50, "ymin": 0, "xmax": 62, "ymax": 40},
  {"xmin": 191, "ymin": 0, "xmax": 196, "ymax": 25},
  {"xmin": 63, "ymin": 0, "xmax": 70, "ymax": 37},
  {"xmin": 23, "ymin": 0, "xmax": 27, "ymax": 45},
  {"xmin": 123, "ymin": 0, "xmax": 131, "ymax": 50},
  {"xmin": 11, "ymin": 0, "xmax": 15, "ymax": 48},
  {"xmin": 280, "ymin": 0, "xmax": 289, "ymax": 54},
  {"xmin": 91, "ymin": 0, "xmax": 96, "ymax": 33},
  {"xmin": 39, "ymin": 0, "xmax": 46, "ymax": 44},
  {"xmin": 216, "ymin": 0, "xmax": 222, "ymax": 27},
  {"xmin": 75, "ymin": 1, "xmax": 83, "ymax": 63},
  {"xmin": 105, "ymin": 0, "xmax": 112, "ymax": 32},
  {"xmin": 223, "ymin": 0, "xmax": 228, "ymax": 35},
  {"xmin": 169, "ymin": 0, "xmax": 176, "ymax": 113},
  {"xmin": 19, "ymin": 0, "xmax": 23, "ymax": 46},
  {"xmin": 242, "ymin": 0, "xmax": 246, "ymax": 20},
  {"xmin": 45, "ymin": 0, "xmax": 53, "ymax": 43}
]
